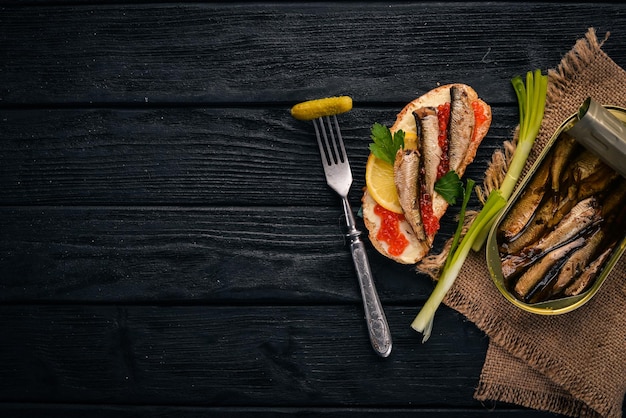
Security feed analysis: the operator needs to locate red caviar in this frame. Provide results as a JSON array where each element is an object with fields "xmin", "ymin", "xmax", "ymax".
[
  {"xmin": 436, "ymin": 103, "xmax": 451, "ymax": 180},
  {"xmin": 419, "ymin": 190, "xmax": 439, "ymax": 237},
  {"xmin": 471, "ymin": 100, "xmax": 489, "ymax": 141},
  {"xmin": 374, "ymin": 204, "xmax": 409, "ymax": 256}
]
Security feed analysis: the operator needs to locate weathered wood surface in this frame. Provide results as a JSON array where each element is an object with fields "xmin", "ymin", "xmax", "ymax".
[
  {"xmin": 1, "ymin": 1, "xmax": 625, "ymax": 417},
  {"xmin": 0, "ymin": 107, "xmax": 514, "ymax": 207},
  {"xmin": 1, "ymin": 3, "xmax": 625, "ymax": 105}
]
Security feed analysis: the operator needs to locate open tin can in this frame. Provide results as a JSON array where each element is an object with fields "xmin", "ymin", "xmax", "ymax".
[{"xmin": 486, "ymin": 105, "xmax": 626, "ymax": 314}]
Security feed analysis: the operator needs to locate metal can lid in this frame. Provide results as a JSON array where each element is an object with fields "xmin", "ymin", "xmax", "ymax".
[{"xmin": 566, "ymin": 97, "xmax": 626, "ymax": 178}]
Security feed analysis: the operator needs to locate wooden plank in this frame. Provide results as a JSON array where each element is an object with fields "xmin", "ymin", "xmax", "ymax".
[
  {"xmin": 0, "ymin": 305, "xmax": 488, "ymax": 406},
  {"xmin": 0, "ymin": 404, "xmax": 561, "ymax": 418},
  {"xmin": 0, "ymin": 107, "xmax": 518, "ymax": 206},
  {"xmin": 0, "ymin": 205, "xmax": 441, "ymax": 303},
  {"xmin": 0, "ymin": 3, "xmax": 624, "ymax": 105}
]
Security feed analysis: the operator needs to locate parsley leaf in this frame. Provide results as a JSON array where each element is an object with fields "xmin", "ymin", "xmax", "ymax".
[
  {"xmin": 434, "ymin": 170, "xmax": 464, "ymax": 205},
  {"xmin": 369, "ymin": 123, "xmax": 404, "ymax": 165}
]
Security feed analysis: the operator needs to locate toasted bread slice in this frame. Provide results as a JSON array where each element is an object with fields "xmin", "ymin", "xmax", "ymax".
[{"xmin": 363, "ymin": 84, "xmax": 492, "ymax": 264}]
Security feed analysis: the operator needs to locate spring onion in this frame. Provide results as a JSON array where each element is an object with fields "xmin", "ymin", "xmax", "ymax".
[
  {"xmin": 470, "ymin": 69, "xmax": 548, "ymax": 250},
  {"xmin": 411, "ymin": 69, "xmax": 548, "ymax": 341}
]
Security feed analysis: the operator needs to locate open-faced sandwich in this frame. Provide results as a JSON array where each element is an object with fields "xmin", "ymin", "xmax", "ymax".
[{"xmin": 362, "ymin": 84, "xmax": 492, "ymax": 264}]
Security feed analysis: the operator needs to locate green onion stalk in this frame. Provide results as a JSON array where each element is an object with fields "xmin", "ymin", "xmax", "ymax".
[{"xmin": 411, "ymin": 70, "xmax": 548, "ymax": 341}]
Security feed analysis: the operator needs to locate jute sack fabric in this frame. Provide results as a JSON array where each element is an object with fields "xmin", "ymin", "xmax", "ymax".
[{"xmin": 442, "ymin": 28, "xmax": 626, "ymax": 418}]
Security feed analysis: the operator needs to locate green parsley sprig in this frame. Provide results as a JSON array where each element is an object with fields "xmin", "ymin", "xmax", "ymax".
[
  {"xmin": 369, "ymin": 123, "xmax": 405, "ymax": 165},
  {"xmin": 434, "ymin": 170, "xmax": 463, "ymax": 205}
]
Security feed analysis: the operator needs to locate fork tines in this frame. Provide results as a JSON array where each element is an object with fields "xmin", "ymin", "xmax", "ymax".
[{"xmin": 313, "ymin": 115, "xmax": 349, "ymax": 167}]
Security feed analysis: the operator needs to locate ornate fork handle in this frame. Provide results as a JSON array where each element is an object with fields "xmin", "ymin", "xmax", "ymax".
[{"xmin": 342, "ymin": 197, "xmax": 393, "ymax": 357}]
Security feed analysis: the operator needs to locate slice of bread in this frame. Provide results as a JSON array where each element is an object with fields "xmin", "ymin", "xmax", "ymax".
[{"xmin": 363, "ymin": 84, "xmax": 492, "ymax": 264}]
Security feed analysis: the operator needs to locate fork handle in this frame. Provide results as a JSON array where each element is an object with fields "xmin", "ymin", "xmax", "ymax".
[
  {"xmin": 342, "ymin": 199, "xmax": 392, "ymax": 357},
  {"xmin": 350, "ymin": 237, "xmax": 393, "ymax": 357}
]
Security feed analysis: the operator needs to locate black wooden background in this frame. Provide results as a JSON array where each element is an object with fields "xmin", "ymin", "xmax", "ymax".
[{"xmin": 1, "ymin": 2, "xmax": 624, "ymax": 417}]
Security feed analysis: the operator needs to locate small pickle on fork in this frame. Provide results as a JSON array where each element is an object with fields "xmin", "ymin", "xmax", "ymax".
[{"xmin": 290, "ymin": 96, "xmax": 352, "ymax": 120}]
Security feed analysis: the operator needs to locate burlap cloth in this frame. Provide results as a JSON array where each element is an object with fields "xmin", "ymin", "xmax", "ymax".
[{"xmin": 441, "ymin": 28, "xmax": 626, "ymax": 418}]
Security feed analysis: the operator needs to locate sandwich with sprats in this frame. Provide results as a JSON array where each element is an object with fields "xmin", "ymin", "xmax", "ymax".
[{"xmin": 362, "ymin": 84, "xmax": 492, "ymax": 264}]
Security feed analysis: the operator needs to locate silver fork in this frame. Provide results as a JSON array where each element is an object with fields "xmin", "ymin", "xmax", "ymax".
[{"xmin": 312, "ymin": 115, "xmax": 392, "ymax": 357}]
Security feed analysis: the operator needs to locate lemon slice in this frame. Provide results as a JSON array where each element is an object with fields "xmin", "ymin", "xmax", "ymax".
[
  {"xmin": 365, "ymin": 153, "xmax": 403, "ymax": 214},
  {"xmin": 403, "ymin": 131, "xmax": 418, "ymax": 150},
  {"xmin": 290, "ymin": 96, "xmax": 353, "ymax": 121}
]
